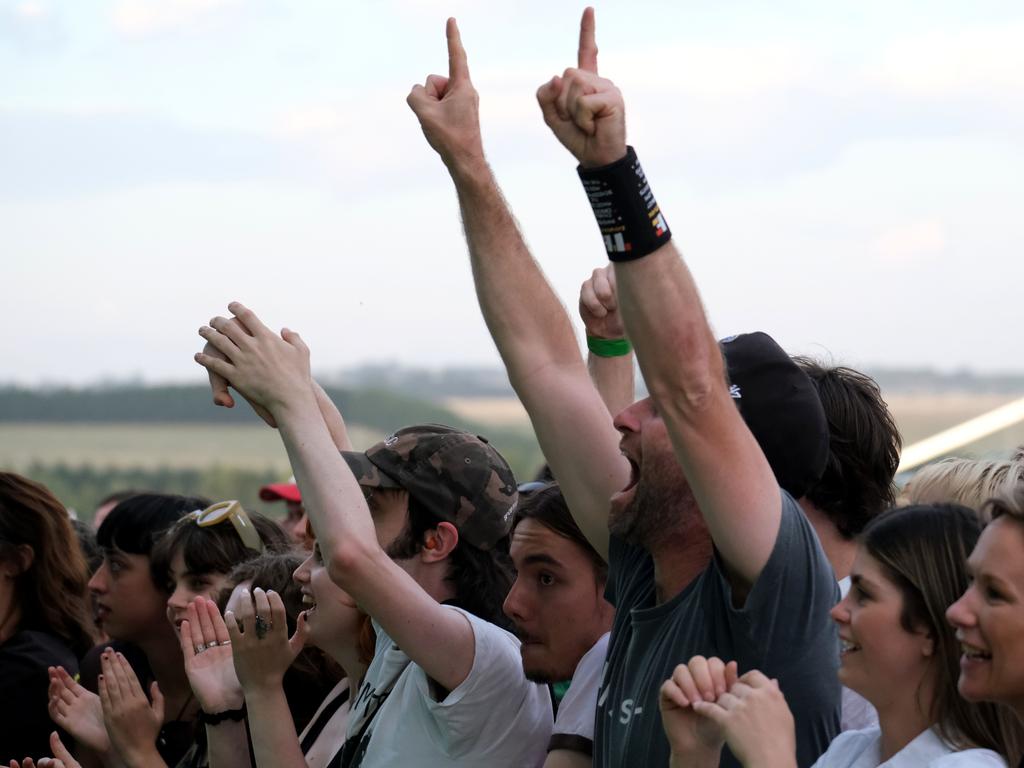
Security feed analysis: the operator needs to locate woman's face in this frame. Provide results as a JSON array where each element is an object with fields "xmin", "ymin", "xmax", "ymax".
[
  {"xmin": 87, "ymin": 548, "xmax": 168, "ymax": 643},
  {"xmin": 292, "ymin": 544, "xmax": 362, "ymax": 652},
  {"xmin": 165, "ymin": 550, "xmax": 230, "ymax": 637},
  {"xmin": 830, "ymin": 548, "xmax": 935, "ymax": 710},
  {"xmin": 946, "ymin": 516, "xmax": 1024, "ymax": 712}
]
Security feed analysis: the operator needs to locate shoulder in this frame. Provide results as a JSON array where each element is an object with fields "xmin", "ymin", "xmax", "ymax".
[
  {"xmin": 1, "ymin": 629, "xmax": 77, "ymax": 671},
  {"xmin": 811, "ymin": 727, "xmax": 880, "ymax": 767},
  {"xmin": 931, "ymin": 749, "xmax": 1008, "ymax": 767}
]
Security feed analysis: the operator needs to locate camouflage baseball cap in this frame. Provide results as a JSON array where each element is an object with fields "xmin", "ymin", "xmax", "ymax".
[{"xmin": 341, "ymin": 424, "xmax": 518, "ymax": 550}]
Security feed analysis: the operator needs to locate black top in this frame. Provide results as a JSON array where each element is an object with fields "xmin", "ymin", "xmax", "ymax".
[{"xmin": 0, "ymin": 629, "xmax": 78, "ymax": 763}]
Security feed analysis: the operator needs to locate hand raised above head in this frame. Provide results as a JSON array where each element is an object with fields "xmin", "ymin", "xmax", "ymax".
[
  {"xmin": 579, "ymin": 264, "xmax": 624, "ymax": 340},
  {"xmin": 195, "ymin": 302, "xmax": 315, "ymax": 419},
  {"xmin": 537, "ymin": 7, "xmax": 626, "ymax": 168},
  {"xmin": 202, "ymin": 318, "xmax": 278, "ymax": 428},
  {"xmin": 407, "ymin": 18, "xmax": 485, "ymax": 172}
]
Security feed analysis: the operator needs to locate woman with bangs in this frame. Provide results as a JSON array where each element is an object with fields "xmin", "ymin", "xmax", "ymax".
[
  {"xmin": 180, "ymin": 521, "xmax": 375, "ymax": 768},
  {"xmin": 0, "ymin": 472, "xmax": 95, "ymax": 764},
  {"xmin": 659, "ymin": 504, "xmax": 1024, "ymax": 767},
  {"xmin": 48, "ymin": 497, "xmax": 289, "ymax": 768}
]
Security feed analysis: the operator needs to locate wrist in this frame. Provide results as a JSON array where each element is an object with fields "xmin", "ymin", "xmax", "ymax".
[
  {"xmin": 587, "ymin": 335, "xmax": 632, "ymax": 357},
  {"xmin": 580, "ymin": 146, "xmax": 628, "ymax": 170},
  {"xmin": 448, "ymin": 152, "xmax": 491, "ymax": 187}
]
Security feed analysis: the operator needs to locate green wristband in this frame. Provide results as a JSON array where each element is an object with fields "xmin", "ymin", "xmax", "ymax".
[{"xmin": 587, "ymin": 336, "xmax": 633, "ymax": 357}]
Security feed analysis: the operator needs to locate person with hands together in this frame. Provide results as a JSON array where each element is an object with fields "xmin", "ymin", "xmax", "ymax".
[
  {"xmin": 195, "ymin": 297, "xmax": 551, "ymax": 767},
  {"xmin": 659, "ymin": 657, "xmax": 746, "ymax": 768}
]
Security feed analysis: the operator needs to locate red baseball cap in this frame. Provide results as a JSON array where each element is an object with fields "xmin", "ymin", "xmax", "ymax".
[{"xmin": 259, "ymin": 477, "xmax": 301, "ymax": 503}]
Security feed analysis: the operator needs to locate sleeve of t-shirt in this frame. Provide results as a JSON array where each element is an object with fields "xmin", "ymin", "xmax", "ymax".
[
  {"xmin": 548, "ymin": 632, "xmax": 609, "ymax": 756},
  {"xmin": 714, "ymin": 489, "xmax": 840, "ymax": 657},
  {"xmin": 412, "ymin": 607, "xmax": 553, "ymax": 757}
]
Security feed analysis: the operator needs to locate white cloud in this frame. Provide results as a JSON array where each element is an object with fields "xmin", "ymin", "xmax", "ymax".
[
  {"xmin": 16, "ymin": 1, "xmax": 47, "ymax": 19},
  {"xmin": 111, "ymin": 0, "xmax": 241, "ymax": 39},
  {"xmin": 872, "ymin": 218, "xmax": 949, "ymax": 266}
]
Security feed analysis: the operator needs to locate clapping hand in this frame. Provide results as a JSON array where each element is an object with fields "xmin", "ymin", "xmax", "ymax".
[
  {"xmin": 179, "ymin": 597, "xmax": 243, "ymax": 715},
  {"xmin": 195, "ymin": 303, "xmax": 314, "ymax": 421},
  {"xmin": 47, "ymin": 666, "xmax": 108, "ymax": 754},
  {"xmin": 537, "ymin": 7, "xmax": 626, "ymax": 168},
  {"xmin": 98, "ymin": 650, "xmax": 164, "ymax": 767},
  {"xmin": 224, "ymin": 587, "xmax": 308, "ymax": 695}
]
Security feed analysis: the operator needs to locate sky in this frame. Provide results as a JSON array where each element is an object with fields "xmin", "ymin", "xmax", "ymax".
[{"xmin": 3, "ymin": 0, "xmax": 1023, "ymax": 386}]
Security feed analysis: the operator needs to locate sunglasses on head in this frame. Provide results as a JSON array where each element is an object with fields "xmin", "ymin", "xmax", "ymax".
[{"xmin": 189, "ymin": 500, "xmax": 264, "ymax": 554}]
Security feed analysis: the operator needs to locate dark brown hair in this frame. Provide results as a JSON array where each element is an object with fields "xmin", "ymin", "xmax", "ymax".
[
  {"xmin": 862, "ymin": 504, "xmax": 1024, "ymax": 760},
  {"xmin": 217, "ymin": 553, "xmax": 345, "ymax": 734},
  {"xmin": 794, "ymin": 359, "xmax": 901, "ymax": 538},
  {"xmin": 513, "ymin": 482, "xmax": 607, "ymax": 584},
  {"xmin": 0, "ymin": 472, "xmax": 95, "ymax": 656},
  {"xmin": 150, "ymin": 505, "xmax": 292, "ymax": 588}
]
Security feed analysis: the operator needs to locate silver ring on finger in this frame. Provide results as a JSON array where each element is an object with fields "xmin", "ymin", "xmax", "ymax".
[
  {"xmin": 194, "ymin": 643, "xmax": 207, "ymax": 654},
  {"xmin": 206, "ymin": 640, "xmax": 219, "ymax": 648}
]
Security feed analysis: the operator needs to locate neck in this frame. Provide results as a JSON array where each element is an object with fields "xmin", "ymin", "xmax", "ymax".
[
  {"xmin": 649, "ymin": 522, "xmax": 713, "ymax": 605},
  {"xmin": 872, "ymin": 674, "xmax": 935, "ymax": 762},
  {"xmin": 412, "ymin": 560, "xmax": 457, "ymax": 606},
  {"xmin": 326, "ymin": 641, "xmax": 369, "ymax": 692},
  {"xmin": 136, "ymin": 628, "xmax": 192, "ymax": 704},
  {"xmin": 799, "ymin": 499, "xmax": 856, "ymax": 581}
]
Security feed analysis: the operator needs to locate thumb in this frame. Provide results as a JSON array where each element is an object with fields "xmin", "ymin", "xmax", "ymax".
[
  {"xmin": 150, "ymin": 681, "xmax": 165, "ymax": 722},
  {"xmin": 692, "ymin": 699, "xmax": 728, "ymax": 725},
  {"xmin": 288, "ymin": 611, "xmax": 310, "ymax": 658}
]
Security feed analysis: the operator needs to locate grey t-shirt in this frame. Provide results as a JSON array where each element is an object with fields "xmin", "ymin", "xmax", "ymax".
[{"xmin": 594, "ymin": 489, "xmax": 841, "ymax": 768}]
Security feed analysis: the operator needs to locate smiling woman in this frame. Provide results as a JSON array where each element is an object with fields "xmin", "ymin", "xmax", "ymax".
[{"xmin": 948, "ymin": 482, "xmax": 1024, "ymax": 748}]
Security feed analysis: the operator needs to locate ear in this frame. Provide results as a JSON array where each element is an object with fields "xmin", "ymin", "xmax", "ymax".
[
  {"xmin": 1, "ymin": 544, "xmax": 35, "ymax": 577},
  {"xmin": 921, "ymin": 632, "xmax": 935, "ymax": 658},
  {"xmin": 420, "ymin": 521, "xmax": 459, "ymax": 563}
]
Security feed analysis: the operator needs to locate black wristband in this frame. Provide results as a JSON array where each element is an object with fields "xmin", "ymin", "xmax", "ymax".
[
  {"xmin": 198, "ymin": 704, "xmax": 246, "ymax": 726},
  {"xmin": 578, "ymin": 146, "xmax": 671, "ymax": 262}
]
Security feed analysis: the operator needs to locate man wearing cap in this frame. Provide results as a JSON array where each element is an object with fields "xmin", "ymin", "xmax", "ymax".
[
  {"xmin": 259, "ymin": 477, "xmax": 310, "ymax": 549},
  {"xmin": 194, "ymin": 315, "xmax": 552, "ymax": 767},
  {"xmin": 406, "ymin": 13, "xmax": 839, "ymax": 768}
]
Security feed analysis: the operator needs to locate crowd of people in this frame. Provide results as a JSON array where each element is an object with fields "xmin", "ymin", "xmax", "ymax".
[{"xmin": 3, "ymin": 8, "xmax": 1024, "ymax": 768}]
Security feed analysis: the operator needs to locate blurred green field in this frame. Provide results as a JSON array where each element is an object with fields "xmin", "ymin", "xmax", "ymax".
[{"xmin": 0, "ymin": 422, "xmax": 384, "ymax": 472}]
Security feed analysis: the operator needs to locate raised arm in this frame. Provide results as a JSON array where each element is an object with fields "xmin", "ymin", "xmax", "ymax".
[
  {"xmin": 406, "ymin": 16, "xmax": 627, "ymax": 559},
  {"xmin": 541, "ymin": 8, "xmax": 780, "ymax": 588},
  {"xmin": 579, "ymin": 264, "xmax": 635, "ymax": 417},
  {"xmin": 195, "ymin": 304, "xmax": 477, "ymax": 693}
]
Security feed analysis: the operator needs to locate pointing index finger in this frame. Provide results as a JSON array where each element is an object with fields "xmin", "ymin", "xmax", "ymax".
[
  {"xmin": 578, "ymin": 6, "xmax": 598, "ymax": 73},
  {"xmin": 447, "ymin": 17, "xmax": 470, "ymax": 82}
]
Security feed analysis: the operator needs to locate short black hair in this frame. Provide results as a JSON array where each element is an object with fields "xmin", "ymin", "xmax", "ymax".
[
  {"xmin": 96, "ymin": 493, "xmax": 209, "ymax": 556},
  {"xmin": 793, "ymin": 358, "xmax": 902, "ymax": 539},
  {"xmin": 150, "ymin": 508, "xmax": 292, "ymax": 589}
]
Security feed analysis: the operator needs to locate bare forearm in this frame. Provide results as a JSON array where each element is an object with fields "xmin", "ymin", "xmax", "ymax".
[
  {"xmin": 274, "ymin": 397, "xmax": 378, "ymax": 574},
  {"xmin": 613, "ymin": 246, "xmax": 721, "ymax": 411},
  {"xmin": 588, "ymin": 351, "xmax": 635, "ymax": 418},
  {"xmin": 313, "ymin": 380, "xmax": 353, "ymax": 451},
  {"xmin": 205, "ymin": 721, "xmax": 252, "ymax": 768},
  {"xmin": 244, "ymin": 686, "xmax": 307, "ymax": 768},
  {"xmin": 450, "ymin": 159, "xmax": 582, "ymax": 380}
]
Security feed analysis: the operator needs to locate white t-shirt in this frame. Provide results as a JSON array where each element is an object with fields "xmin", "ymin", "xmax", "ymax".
[
  {"xmin": 549, "ymin": 632, "xmax": 610, "ymax": 756},
  {"xmin": 837, "ymin": 576, "xmax": 879, "ymax": 733},
  {"xmin": 344, "ymin": 606, "xmax": 553, "ymax": 767},
  {"xmin": 811, "ymin": 726, "xmax": 1007, "ymax": 767}
]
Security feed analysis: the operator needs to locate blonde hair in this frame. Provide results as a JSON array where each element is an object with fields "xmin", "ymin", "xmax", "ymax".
[{"xmin": 899, "ymin": 449, "xmax": 1023, "ymax": 519}]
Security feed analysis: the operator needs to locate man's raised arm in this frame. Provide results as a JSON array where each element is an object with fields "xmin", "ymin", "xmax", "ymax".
[
  {"xmin": 406, "ymin": 17, "xmax": 626, "ymax": 558},
  {"xmin": 539, "ymin": 8, "xmax": 781, "ymax": 588}
]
